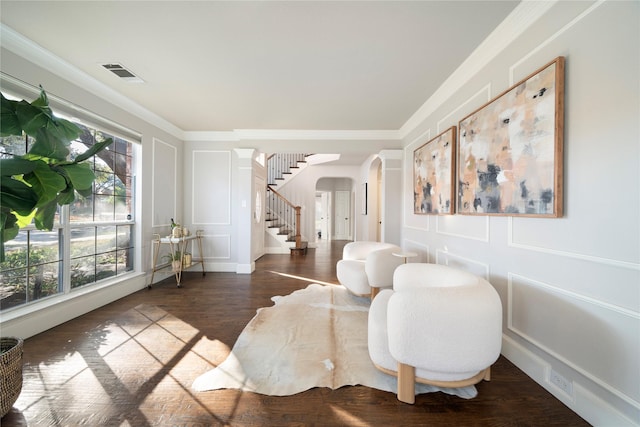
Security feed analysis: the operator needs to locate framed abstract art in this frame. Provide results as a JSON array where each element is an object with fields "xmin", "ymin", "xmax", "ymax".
[
  {"xmin": 457, "ymin": 56, "xmax": 565, "ymax": 217},
  {"xmin": 413, "ymin": 126, "xmax": 456, "ymax": 214}
]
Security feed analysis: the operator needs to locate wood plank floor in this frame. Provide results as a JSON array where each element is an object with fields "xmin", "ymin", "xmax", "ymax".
[{"xmin": 3, "ymin": 240, "xmax": 590, "ymax": 426}]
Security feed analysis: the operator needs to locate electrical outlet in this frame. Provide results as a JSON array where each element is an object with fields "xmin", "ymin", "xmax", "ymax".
[{"xmin": 549, "ymin": 369, "xmax": 573, "ymax": 397}]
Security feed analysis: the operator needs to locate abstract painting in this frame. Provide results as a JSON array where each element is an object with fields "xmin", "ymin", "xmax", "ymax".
[
  {"xmin": 414, "ymin": 126, "xmax": 456, "ymax": 214},
  {"xmin": 457, "ymin": 57, "xmax": 565, "ymax": 217}
]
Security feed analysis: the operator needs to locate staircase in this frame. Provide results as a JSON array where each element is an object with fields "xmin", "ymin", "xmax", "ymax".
[
  {"xmin": 267, "ymin": 153, "xmax": 309, "ymax": 189},
  {"xmin": 265, "ymin": 154, "xmax": 310, "ymax": 255}
]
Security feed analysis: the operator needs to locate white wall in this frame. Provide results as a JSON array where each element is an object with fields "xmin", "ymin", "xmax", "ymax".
[{"xmin": 399, "ymin": 2, "xmax": 639, "ymax": 425}]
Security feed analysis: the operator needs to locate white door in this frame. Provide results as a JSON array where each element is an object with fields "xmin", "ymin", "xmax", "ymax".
[
  {"xmin": 335, "ymin": 190, "xmax": 350, "ymax": 240},
  {"xmin": 315, "ymin": 192, "xmax": 330, "ymax": 241},
  {"xmin": 252, "ymin": 176, "xmax": 265, "ymax": 260}
]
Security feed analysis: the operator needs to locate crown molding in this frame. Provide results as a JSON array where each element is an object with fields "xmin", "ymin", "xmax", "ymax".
[
  {"xmin": 183, "ymin": 129, "xmax": 400, "ymax": 142},
  {"xmin": 0, "ymin": 23, "xmax": 185, "ymax": 141},
  {"xmin": 1, "ymin": 1, "xmax": 556, "ymax": 144},
  {"xmin": 398, "ymin": 0, "xmax": 558, "ymax": 139},
  {"xmin": 233, "ymin": 129, "xmax": 400, "ymax": 141}
]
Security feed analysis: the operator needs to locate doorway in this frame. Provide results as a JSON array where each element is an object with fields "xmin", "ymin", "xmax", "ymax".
[
  {"xmin": 315, "ymin": 177, "xmax": 354, "ymax": 241},
  {"xmin": 315, "ymin": 191, "xmax": 330, "ymax": 241},
  {"xmin": 335, "ymin": 190, "xmax": 351, "ymax": 240}
]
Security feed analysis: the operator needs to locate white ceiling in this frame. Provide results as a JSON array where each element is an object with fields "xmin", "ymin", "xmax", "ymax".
[{"xmin": 1, "ymin": 1, "xmax": 518, "ymax": 135}]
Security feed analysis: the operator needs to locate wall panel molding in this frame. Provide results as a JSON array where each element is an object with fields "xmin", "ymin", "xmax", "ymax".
[
  {"xmin": 508, "ymin": 273, "xmax": 640, "ymax": 410},
  {"xmin": 434, "ymin": 250, "xmax": 490, "ymax": 280},
  {"xmin": 399, "ymin": 1, "xmax": 557, "ymax": 138},
  {"xmin": 509, "ymin": 1, "xmax": 605, "ymax": 85},
  {"xmin": 151, "ymin": 138, "xmax": 177, "ymax": 228},
  {"xmin": 191, "ymin": 150, "xmax": 231, "ymax": 225},
  {"xmin": 402, "ymin": 238, "xmax": 429, "ymax": 264},
  {"xmin": 507, "ymin": 219, "xmax": 640, "ymax": 270},
  {"xmin": 436, "ymin": 84, "xmax": 491, "ymax": 133},
  {"xmin": 199, "ymin": 233, "xmax": 231, "ymax": 260},
  {"xmin": 436, "ymin": 215, "xmax": 490, "ymax": 242}
]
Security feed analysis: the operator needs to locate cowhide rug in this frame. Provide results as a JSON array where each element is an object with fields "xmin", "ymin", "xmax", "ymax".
[{"xmin": 193, "ymin": 283, "xmax": 476, "ymax": 399}]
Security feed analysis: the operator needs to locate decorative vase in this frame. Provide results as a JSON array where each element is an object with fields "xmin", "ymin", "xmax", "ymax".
[
  {"xmin": 0, "ymin": 337, "xmax": 23, "ymax": 418},
  {"xmin": 171, "ymin": 260, "xmax": 182, "ymax": 272},
  {"xmin": 172, "ymin": 227, "xmax": 182, "ymax": 238},
  {"xmin": 183, "ymin": 253, "xmax": 192, "ymax": 267}
]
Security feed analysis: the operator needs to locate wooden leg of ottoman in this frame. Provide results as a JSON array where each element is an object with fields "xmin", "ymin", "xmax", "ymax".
[{"xmin": 397, "ymin": 362, "xmax": 416, "ymax": 404}]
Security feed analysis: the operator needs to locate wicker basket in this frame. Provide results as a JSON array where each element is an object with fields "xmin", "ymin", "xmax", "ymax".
[{"xmin": 0, "ymin": 337, "xmax": 23, "ymax": 418}]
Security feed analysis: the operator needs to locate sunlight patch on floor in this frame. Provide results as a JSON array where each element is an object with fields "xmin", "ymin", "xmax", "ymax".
[
  {"xmin": 267, "ymin": 270, "xmax": 340, "ymax": 287},
  {"xmin": 330, "ymin": 405, "xmax": 372, "ymax": 426}
]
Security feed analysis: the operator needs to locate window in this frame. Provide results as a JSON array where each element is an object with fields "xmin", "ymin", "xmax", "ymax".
[{"xmin": 0, "ymin": 94, "xmax": 137, "ymax": 311}]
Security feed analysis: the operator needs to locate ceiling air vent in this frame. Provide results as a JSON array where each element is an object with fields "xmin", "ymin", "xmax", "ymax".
[{"xmin": 100, "ymin": 63, "xmax": 144, "ymax": 83}]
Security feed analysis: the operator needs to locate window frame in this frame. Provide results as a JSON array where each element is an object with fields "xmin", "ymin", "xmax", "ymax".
[{"xmin": 0, "ymin": 78, "xmax": 142, "ymax": 315}]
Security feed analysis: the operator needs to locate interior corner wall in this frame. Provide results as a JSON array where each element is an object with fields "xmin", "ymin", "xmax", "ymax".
[
  {"xmin": 182, "ymin": 140, "xmax": 241, "ymax": 272},
  {"xmin": 399, "ymin": 2, "xmax": 639, "ymax": 425}
]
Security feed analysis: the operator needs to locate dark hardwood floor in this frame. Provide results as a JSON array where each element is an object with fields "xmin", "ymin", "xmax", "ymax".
[{"xmin": 3, "ymin": 240, "xmax": 590, "ymax": 426}]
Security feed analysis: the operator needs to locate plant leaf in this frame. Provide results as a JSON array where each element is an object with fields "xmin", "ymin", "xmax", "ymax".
[
  {"xmin": 27, "ymin": 127, "xmax": 71, "ymax": 160},
  {"xmin": 15, "ymin": 100, "xmax": 51, "ymax": 137},
  {"xmin": 74, "ymin": 138, "xmax": 113, "ymax": 163},
  {"xmin": 57, "ymin": 186, "xmax": 76, "ymax": 205},
  {"xmin": 0, "ymin": 157, "xmax": 37, "ymax": 176},
  {"xmin": 1, "ymin": 211, "xmax": 19, "ymax": 240},
  {"xmin": 58, "ymin": 163, "xmax": 95, "ymax": 191},
  {"xmin": 0, "ymin": 176, "xmax": 38, "ymax": 215},
  {"xmin": 33, "ymin": 200, "xmax": 57, "ymax": 231},
  {"xmin": 0, "ymin": 93, "xmax": 22, "ymax": 137},
  {"xmin": 23, "ymin": 161, "xmax": 67, "ymax": 208},
  {"xmin": 15, "ymin": 209, "xmax": 37, "ymax": 228},
  {"xmin": 76, "ymin": 187, "xmax": 93, "ymax": 198},
  {"xmin": 1, "ymin": 211, "xmax": 20, "ymax": 262}
]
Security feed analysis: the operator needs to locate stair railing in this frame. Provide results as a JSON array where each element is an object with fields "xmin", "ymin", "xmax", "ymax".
[
  {"xmin": 267, "ymin": 153, "xmax": 308, "ymax": 185},
  {"xmin": 266, "ymin": 185, "xmax": 301, "ymax": 248}
]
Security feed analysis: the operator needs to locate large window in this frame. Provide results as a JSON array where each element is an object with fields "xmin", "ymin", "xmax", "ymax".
[{"xmin": 0, "ymin": 99, "xmax": 137, "ymax": 311}]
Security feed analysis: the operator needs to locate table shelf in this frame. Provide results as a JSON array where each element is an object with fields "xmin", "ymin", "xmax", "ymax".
[{"xmin": 149, "ymin": 230, "xmax": 205, "ymax": 288}]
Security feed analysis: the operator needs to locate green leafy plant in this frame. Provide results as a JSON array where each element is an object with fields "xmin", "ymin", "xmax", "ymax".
[
  {"xmin": 162, "ymin": 251, "xmax": 182, "ymax": 262},
  {"xmin": 0, "ymin": 88, "xmax": 112, "ymax": 261}
]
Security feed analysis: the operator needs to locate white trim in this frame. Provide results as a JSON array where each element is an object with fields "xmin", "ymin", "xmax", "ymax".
[
  {"xmin": 435, "ymin": 215, "xmax": 490, "ymax": 242},
  {"xmin": 507, "ymin": 219, "xmax": 640, "ymax": 270},
  {"xmin": 399, "ymin": 0, "xmax": 558, "ymax": 139},
  {"xmin": 0, "ymin": 72, "xmax": 143, "ymax": 142},
  {"xmin": 0, "ymin": 273, "xmax": 145, "ymax": 339},
  {"xmin": 199, "ymin": 233, "xmax": 231, "ymax": 260},
  {"xmin": 0, "ymin": 24, "xmax": 184, "ymax": 140},
  {"xmin": 190, "ymin": 150, "xmax": 232, "ymax": 225},
  {"xmin": 509, "ymin": 1, "xmax": 605, "ymax": 85},
  {"xmin": 406, "ymin": 128, "xmax": 431, "ymax": 150},
  {"xmin": 403, "ymin": 224, "xmax": 430, "ymax": 233},
  {"xmin": 151, "ymin": 138, "xmax": 178, "ymax": 228},
  {"xmin": 434, "ymin": 250, "xmax": 490, "ymax": 280},
  {"xmin": 438, "ymin": 83, "xmax": 492, "ymax": 132},
  {"xmin": 507, "ymin": 273, "xmax": 640, "ymax": 410},
  {"xmin": 502, "ymin": 335, "xmax": 640, "ymax": 427},
  {"xmin": 234, "ymin": 129, "xmax": 400, "ymax": 141},
  {"xmin": 236, "ymin": 263, "xmax": 255, "ymax": 274},
  {"xmin": 401, "ymin": 238, "xmax": 430, "ymax": 264}
]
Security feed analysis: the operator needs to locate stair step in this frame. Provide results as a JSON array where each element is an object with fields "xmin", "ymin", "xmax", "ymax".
[{"xmin": 290, "ymin": 241, "xmax": 308, "ymax": 256}]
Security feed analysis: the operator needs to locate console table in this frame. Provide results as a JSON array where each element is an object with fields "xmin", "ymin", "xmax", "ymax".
[{"xmin": 149, "ymin": 231, "xmax": 205, "ymax": 288}]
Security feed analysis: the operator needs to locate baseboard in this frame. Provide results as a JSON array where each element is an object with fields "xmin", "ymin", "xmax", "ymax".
[
  {"xmin": 502, "ymin": 335, "xmax": 639, "ymax": 427},
  {"xmin": 236, "ymin": 263, "xmax": 255, "ymax": 274},
  {"xmin": 264, "ymin": 246, "xmax": 291, "ymax": 254}
]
